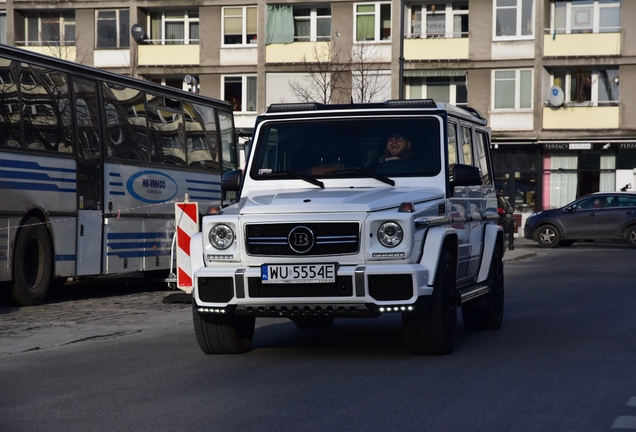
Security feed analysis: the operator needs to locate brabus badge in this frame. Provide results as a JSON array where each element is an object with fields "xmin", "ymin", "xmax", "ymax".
[{"xmin": 288, "ymin": 226, "xmax": 315, "ymax": 253}]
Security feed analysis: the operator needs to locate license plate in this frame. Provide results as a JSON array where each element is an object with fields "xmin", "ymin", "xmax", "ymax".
[{"xmin": 261, "ymin": 264, "xmax": 336, "ymax": 284}]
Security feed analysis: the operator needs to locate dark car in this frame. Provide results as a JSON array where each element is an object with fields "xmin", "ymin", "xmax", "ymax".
[
  {"xmin": 524, "ymin": 192, "xmax": 636, "ymax": 248},
  {"xmin": 497, "ymin": 193, "xmax": 514, "ymax": 233}
]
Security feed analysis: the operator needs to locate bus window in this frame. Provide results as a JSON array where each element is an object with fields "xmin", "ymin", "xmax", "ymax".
[
  {"xmin": 147, "ymin": 94, "xmax": 185, "ymax": 165},
  {"xmin": 185, "ymin": 102, "xmax": 218, "ymax": 170},
  {"xmin": 0, "ymin": 59, "xmax": 21, "ymax": 147},
  {"xmin": 20, "ymin": 63, "xmax": 73, "ymax": 153},
  {"xmin": 102, "ymin": 83, "xmax": 148, "ymax": 161},
  {"xmin": 74, "ymin": 79, "xmax": 102, "ymax": 210},
  {"xmin": 218, "ymin": 111, "xmax": 237, "ymax": 173}
]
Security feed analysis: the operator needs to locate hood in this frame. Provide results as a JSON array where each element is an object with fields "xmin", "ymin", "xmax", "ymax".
[{"xmin": 239, "ymin": 187, "xmax": 444, "ymax": 215}]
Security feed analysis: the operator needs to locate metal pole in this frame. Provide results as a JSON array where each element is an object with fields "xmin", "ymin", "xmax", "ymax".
[{"xmin": 398, "ymin": 0, "xmax": 405, "ymax": 99}]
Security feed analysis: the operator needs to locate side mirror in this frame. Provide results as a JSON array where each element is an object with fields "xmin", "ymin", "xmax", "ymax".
[
  {"xmin": 452, "ymin": 164, "xmax": 482, "ymax": 187},
  {"xmin": 221, "ymin": 169, "xmax": 242, "ymax": 192}
]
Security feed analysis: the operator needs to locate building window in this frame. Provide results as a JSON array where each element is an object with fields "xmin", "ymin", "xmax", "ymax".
[
  {"xmin": 408, "ymin": 2, "xmax": 468, "ymax": 38},
  {"xmin": 552, "ymin": 69, "xmax": 619, "ymax": 106},
  {"xmin": 293, "ymin": 6, "xmax": 331, "ymax": 41},
  {"xmin": 223, "ymin": 76, "xmax": 257, "ymax": 113},
  {"xmin": 96, "ymin": 10, "xmax": 130, "ymax": 48},
  {"xmin": 25, "ymin": 12, "xmax": 76, "ymax": 46},
  {"xmin": 223, "ymin": 6, "xmax": 258, "ymax": 45},
  {"xmin": 355, "ymin": 2, "xmax": 391, "ymax": 42},
  {"xmin": 406, "ymin": 76, "xmax": 467, "ymax": 106},
  {"xmin": 149, "ymin": 10, "xmax": 199, "ymax": 45},
  {"xmin": 493, "ymin": 69, "xmax": 533, "ymax": 110},
  {"xmin": 551, "ymin": 0, "xmax": 620, "ymax": 34},
  {"xmin": 0, "ymin": 13, "xmax": 6, "ymax": 45},
  {"xmin": 494, "ymin": 0, "xmax": 533, "ymax": 38}
]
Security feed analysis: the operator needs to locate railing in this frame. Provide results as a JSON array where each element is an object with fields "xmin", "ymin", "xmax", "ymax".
[
  {"xmin": 405, "ymin": 31, "xmax": 468, "ymax": 39},
  {"xmin": 142, "ymin": 39, "xmax": 200, "ymax": 45},
  {"xmin": 543, "ymin": 27, "xmax": 620, "ymax": 35},
  {"xmin": 15, "ymin": 40, "xmax": 77, "ymax": 47}
]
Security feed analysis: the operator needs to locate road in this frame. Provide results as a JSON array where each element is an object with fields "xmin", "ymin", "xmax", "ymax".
[{"xmin": 1, "ymin": 240, "xmax": 635, "ymax": 432}]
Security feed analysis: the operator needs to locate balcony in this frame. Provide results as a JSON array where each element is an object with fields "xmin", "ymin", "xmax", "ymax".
[
  {"xmin": 543, "ymin": 32, "xmax": 621, "ymax": 57},
  {"xmin": 94, "ymin": 50, "xmax": 130, "ymax": 68},
  {"xmin": 19, "ymin": 45, "xmax": 76, "ymax": 62},
  {"xmin": 138, "ymin": 43, "xmax": 199, "ymax": 67},
  {"xmin": 266, "ymin": 41, "xmax": 331, "ymax": 64},
  {"xmin": 543, "ymin": 106, "xmax": 619, "ymax": 130},
  {"xmin": 404, "ymin": 37, "xmax": 469, "ymax": 61}
]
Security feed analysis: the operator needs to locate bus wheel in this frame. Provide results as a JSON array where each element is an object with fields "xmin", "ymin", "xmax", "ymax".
[
  {"xmin": 12, "ymin": 217, "xmax": 54, "ymax": 306},
  {"xmin": 192, "ymin": 306, "xmax": 255, "ymax": 354}
]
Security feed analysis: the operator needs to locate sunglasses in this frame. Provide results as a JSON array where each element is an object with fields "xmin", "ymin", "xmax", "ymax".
[{"xmin": 388, "ymin": 135, "xmax": 406, "ymax": 143}]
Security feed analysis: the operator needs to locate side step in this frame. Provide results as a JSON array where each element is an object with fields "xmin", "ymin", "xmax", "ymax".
[{"xmin": 457, "ymin": 284, "xmax": 490, "ymax": 305}]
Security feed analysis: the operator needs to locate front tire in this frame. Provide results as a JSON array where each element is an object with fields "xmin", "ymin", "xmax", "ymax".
[
  {"xmin": 192, "ymin": 306, "xmax": 255, "ymax": 354},
  {"xmin": 462, "ymin": 245, "xmax": 505, "ymax": 330},
  {"xmin": 402, "ymin": 250, "xmax": 456, "ymax": 355},
  {"xmin": 536, "ymin": 224, "xmax": 561, "ymax": 248},
  {"xmin": 627, "ymin": 226, "xmax": 636, "ymax": 249},
  {"xmin": 11, "ymin": 217, "xmax": 54, "ymax": 306}
]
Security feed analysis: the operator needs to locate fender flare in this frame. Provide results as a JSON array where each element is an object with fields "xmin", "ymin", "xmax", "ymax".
[
  {"xmin": 189, "ymin": 232, "xmax": 205, "ymax": 294},
  {"xmin": 476, "ymin": 223, "xmax": 504, "ymax": 283},
  {"xmin": 420, "ymin": 226, "xmax": 458, "ymax": 287}
]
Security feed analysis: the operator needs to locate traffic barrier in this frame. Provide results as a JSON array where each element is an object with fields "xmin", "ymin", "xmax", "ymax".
[{"xmin": 175, "ymin": 202, "xmax": 199, "ymax": 293}]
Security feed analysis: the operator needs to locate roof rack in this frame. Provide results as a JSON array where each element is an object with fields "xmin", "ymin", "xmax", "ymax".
[{"xmin": 267, "ymin": 103, "xmax": 318, "ymax": 112}]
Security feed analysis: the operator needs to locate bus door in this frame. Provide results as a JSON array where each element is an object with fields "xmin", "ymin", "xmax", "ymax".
[{"xmin": 73, "ymin": 78, "xmax": 103, "ymax": 276}]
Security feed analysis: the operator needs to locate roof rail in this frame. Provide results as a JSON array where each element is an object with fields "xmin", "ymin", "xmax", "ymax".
[
  {"xmin": 385, "ymin": 99, "xmax": 437, "ymax": 108},
  {"xmin": 267, "ymin": 103, "xmax": 318, "ymax": 112},
  {"xmin": 459, "ymin": 106, "xmax": 485, "ymax": 121}
]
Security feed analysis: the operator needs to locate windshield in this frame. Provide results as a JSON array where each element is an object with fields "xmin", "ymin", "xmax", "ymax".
[{"xmin": 249, "ymin": 117, "xmax": 441, "ymax": 181}]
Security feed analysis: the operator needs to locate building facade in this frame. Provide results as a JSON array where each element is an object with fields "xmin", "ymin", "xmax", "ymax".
[{"xmin": 1, "ymin": 0, "xmax": 635, "ymax": 224}]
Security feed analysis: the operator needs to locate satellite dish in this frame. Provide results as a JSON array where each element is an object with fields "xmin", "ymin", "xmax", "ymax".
[
  {"xmin": 548, "ymin": 86, "xmax": 564, "ymax": 107},
  {"xmin": 131, "ymin": 24, "xmax": 147, "ymax": 44}
]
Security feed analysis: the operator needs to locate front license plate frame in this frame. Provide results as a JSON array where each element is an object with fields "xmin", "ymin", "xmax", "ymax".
[{"xmin": 261, "ymin": 263, "xmax": 337, "ymax": 284}]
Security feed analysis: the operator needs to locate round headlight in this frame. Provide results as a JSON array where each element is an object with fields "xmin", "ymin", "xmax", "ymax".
[
  {"xmin": 209, "ymin": 224, "xmax": 234, "ymax": 250},
  {"xmin": 377, "ymin": 222, "xmax": 403, "ymax": 248}
]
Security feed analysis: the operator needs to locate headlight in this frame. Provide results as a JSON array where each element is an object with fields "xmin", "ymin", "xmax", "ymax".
[
  {"xmin": 209, "ymin": 224, "xmax": 234, "ymax": 250},
  {"xmin": 377, "ymin": 222, "xmax": 403, "ymax": 248}
]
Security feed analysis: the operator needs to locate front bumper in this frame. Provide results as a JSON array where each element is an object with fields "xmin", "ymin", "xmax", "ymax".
[{"xmin": 193, "ymin": 263, "xmax": 432, "ymax": 318}]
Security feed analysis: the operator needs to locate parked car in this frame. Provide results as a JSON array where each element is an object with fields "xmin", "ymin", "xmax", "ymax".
[
  {"xmin": 524, "ymin": 192, "xmax": 636, "ymax": 248},
  {"xmin": 497, "ymin": 193, "xmax": 514, "ymax": 233}
]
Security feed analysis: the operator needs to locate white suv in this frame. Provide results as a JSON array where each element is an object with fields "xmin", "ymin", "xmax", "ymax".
[{"xmin": 190, "ymin": 100, "xmax": 505, "ymax": 355}]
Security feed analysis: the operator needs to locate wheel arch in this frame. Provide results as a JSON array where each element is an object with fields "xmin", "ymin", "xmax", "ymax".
[
  {"xmin": 477, "ymin": 223, "xmax": 504, "ymax": 284},
  {"xmin": 420, "ymin": 227, "xmax": 458, "ymax": 287}
]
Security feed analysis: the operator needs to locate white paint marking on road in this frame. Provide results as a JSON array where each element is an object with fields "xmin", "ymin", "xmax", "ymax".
[
  {"xmin": 612, "ymin": 416, "xmax": 636, "ymax": 429},
  {"xmin": 627, "ymin": 397, "xmax": 636, "ymax": 407}
]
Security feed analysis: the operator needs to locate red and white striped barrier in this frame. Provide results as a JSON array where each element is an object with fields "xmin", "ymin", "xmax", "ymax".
[{"xmin": 175, "ymin": 202, "xmax": 199, "ymax": 293}]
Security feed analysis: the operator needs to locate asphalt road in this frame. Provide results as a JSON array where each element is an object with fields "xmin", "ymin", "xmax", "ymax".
[{"xmin": 1, "ymin": 240, "xmax": 635, "ymax": 432}]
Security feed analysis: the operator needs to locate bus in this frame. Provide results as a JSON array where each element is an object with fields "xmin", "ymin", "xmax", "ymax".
[{"xmin": 0, "ymin": 44, "xmax": 238, "ymax": 306}]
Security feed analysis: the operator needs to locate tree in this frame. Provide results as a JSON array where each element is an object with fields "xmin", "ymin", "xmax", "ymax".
[{"xmin": 349, "ymin": 41, "xmax": 388, "ymax": 103}]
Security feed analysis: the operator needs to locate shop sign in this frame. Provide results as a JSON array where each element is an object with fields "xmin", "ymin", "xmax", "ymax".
[
  {"xmin": 619, "ymin": 143, "xmax": 636, "ymax": 150},
  {"xmin": 543, "ymin": 143, "xmax": 592, "ymax": 150}
]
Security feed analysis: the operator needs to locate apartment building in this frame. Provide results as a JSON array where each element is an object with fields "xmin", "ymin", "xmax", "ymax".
[{"xmin": 1, "ymin": 0, "xmax": 635, "ymax": 221}]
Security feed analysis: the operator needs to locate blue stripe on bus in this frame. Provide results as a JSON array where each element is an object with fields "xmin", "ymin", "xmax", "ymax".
[
  {"xmin": 0, "ymin": 256, "xmax": 7, "ymax": 261},
  {"xmin": 0, "ymin": 159, "xmax": 76, "ymax": 173},
  {"xmin": 0, "ymin": 181, "xmax": 76, "ymax": 193},
  {"xmin": 186, "ymin": 179, "xmax": 221, "ymax": 186},
  {"xmin": 109, "ymin": 172, "xmax": 122, "ymax": 177},
  {"xmin": 187, "ymin": 187, "xmax": 218, "ymax": 193},
  {"xmin": 109, "ymin": 191, "xmax": 126, "ymax": 196},
  {"xmin": 107, "ymin": 241, "xmax": 173, "ymax": 250},
  {"xmin": 107, "ymin": 250, "xmax": 172, "ymax": 258},
  {"xmin": 55, "ymin": 254, "xmax": 76, "ymax": 261},
  {"xmin": 109, "ymin": 182, "xmax": 123, "ymax": 187},
  {"xmin": 0, "ymin": 170, "xmax": 76, "ymax": 183},
  {"xmin": 107, "ymin": 232, "xmax": 173, "ymax": 240}
]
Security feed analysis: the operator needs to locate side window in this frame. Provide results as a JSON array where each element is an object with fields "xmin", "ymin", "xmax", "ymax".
[
  {"xmin": 186, "ymin": 103, "xmax": 218, "ymax": 170},
  {"xmin": 447, "ymin": 121, "xmax": 458, "ymax": 172},
  {"xmin": 146, "ymin": 94, "xmax": 185, "ymax": 165},
  {"xmin": 102, "ymin": 83, "xmax": 148, "ymax": 161},
  {"xmin": 475, "ymin": 130, "xmax": 491, "ymax": 186},
  {"xmin": 461, "ymin": 125, "xmax": 472, "ymax": 165}
]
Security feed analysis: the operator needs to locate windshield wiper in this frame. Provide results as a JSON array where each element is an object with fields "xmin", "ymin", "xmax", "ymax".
[
  {"xmin": 281, "ymin": 171, "xmax": 325, "ymax": 189},
  {"xmin": 333, "ymin": 168, "xmax": 395, "ymax": 186}
]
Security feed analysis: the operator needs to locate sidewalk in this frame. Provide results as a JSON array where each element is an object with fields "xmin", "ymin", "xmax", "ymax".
[{"xmin": 503, "ymin": 235, "xmax": 538, "ymax": 262}]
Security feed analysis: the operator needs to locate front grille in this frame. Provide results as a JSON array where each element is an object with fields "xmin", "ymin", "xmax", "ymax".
[
  {"xmin": 247, "ymin": 276, "xmax": 353, "ymax": 298},
  {"xmin": 245, "ymin": 222, "xmax": 360, "ymax": 256},
  {"xmin": 368, "ymin": 274, "xmax": 413, "ymax": 301},
  {"xmin": 198, "ymin": 277, "xmax": 234, "ymax": 302}
]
